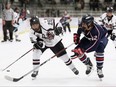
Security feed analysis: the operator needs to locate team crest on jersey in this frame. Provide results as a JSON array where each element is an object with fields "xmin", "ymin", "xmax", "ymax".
[
  {"xmin": 92, "ymin": 35, "xmax": 98, "ymax": 41},
  {"xmin": 46, "ymin": 31, "xmax": 55, "ymax": 40}
]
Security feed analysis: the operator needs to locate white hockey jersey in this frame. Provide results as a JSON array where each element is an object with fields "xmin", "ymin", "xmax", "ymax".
[
  {"xmin": 29, "ymin": 18, "xmax": 61, "ymax": 47},
  {"xmin": 13, "ymin": 12, "xmax": 23, "ymax": 28},
  {"xmin": 99, "ymin": 13, "xmax": 116, "ymax": 30}
]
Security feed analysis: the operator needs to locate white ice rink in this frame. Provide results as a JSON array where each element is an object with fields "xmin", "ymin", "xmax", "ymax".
[{"xmin": 0, "ymin": 18, "xmax": 116, "ymax": 87}]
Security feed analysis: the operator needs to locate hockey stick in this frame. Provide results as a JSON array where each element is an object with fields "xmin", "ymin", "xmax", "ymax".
[
  {"xmin": 2, "ymin": 48, "xmax": 34, "ymax": 72},
  {"xmin": 4, "ymin": 43, "xmax": 74, "ymax": 82}
]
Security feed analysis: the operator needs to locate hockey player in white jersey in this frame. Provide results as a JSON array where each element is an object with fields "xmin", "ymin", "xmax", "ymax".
[
  {"xmin": 29, "ymin": 16, "xmax": 79, "ymax": 78},
  {"xmin": 13, "ymin": 7, "xmax": 21, "ymax": 42},
  {"xmin": 99, "ymin": 6, "xmax": 116, "ymax": 48}
]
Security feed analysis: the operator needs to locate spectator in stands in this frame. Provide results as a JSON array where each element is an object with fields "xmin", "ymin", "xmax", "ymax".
[
  {"xmin": 89, "ymin": 0, "xmax": 94, "ymax": 10},
  {"xmin": 94, "ymin": 0, "xmax": 100, "ymax": 11},
  {"xmin": 38, "ymin": 0, "xmax": 42, "ymax": 7},
  {"xmin": 19, "ymin": 0, "xmax": 25, "ymax": 7},
  {"xmin": 89, "ymin": 0, "xmax": 100, "ymax": 11},
  {"xmin": 74, "ymin": 0, "xmax": 85, "ymax": 10},
  {"xmin": 102, "ymin": 0, "xmax": 112, "ymax": 11},
  {"xmin": 80, "ymin": 0, "xmax": 85, "ymax": 10},
  {"xmin": 60, "ymin": 0, "xmax": 68, "ymax": 4},
  {"xmin": 57, "ymin": 9, "xmax": 60, "ymax": 17},
  {"xmin": 113, "ymin": 0, "xmax": 116, "ymax": 11},
  {"xmin": 51, "ymin": 8, "xmax": 56, "ymax": 17},
  {"xmin": 19, "ymin": 0, "xmax": 29, "ymax": 8},
  {"xmin": 46, "ymin": 9, "xmax": 50, "ymax": 17},
  {"xmin": 10, "ymin": 0, "xmax": 14, "ymax": 4}
]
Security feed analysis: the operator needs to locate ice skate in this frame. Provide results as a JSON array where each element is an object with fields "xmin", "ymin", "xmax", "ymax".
[
  {"xmin": 72, "ymin": 67, "xmax": 79, "ymax": 75},
  {"xmin": 1, "ymin": 40, "xmax": 7, "ymax": 42},
  {"xmin": 85, "ymin": 58, "xmax": 93, "ymax": 75},
  {"xmin": 97, "ymin": 69, "xmax": 104, "ymax": 80},
  {"xmin": 9, "ymin": 39, "xmax": 13, "ymax": 42},
  {"xmin": 16, "ymin": 39, "xmax": 21, "ymax": 42},
  {"xmin": 31, "ymin": 71, "xmax": 38, "ymax": 80},
  {"xmin": 86, "ymin": 64, "xmax": 93, "ymax": 75}
]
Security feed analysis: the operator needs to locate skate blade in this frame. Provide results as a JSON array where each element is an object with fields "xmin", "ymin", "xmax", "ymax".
[
  {"xmin": 99, "ymin": 78, "xmax": 103, "ymax": 81},
  {"xmin": 87, "ymin": 67, "xmax": 94, "ymax": 77},
  {"xmin": 32, "ymin": 77, "xmax": 36, "ymax": 80}
]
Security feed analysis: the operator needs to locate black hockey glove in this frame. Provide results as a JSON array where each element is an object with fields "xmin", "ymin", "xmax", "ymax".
[
  {"xmin": 13, "ymin": 27, "xmax": 18, "ymax": 32},
  {"xmin": 54, "ymin": 27, "xmax": 63, "ymax": 35},
  {"xmin": 110, "ymin": 33, "xmax": 116, "ymax": 41},
  {"xmin": 33, "ymin": 41, "xmax": 45, "ymax": 49}
]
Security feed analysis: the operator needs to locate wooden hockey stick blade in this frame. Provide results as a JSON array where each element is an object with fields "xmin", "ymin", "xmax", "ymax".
[{"xmin": 4, "ymin": 75, "xmax": 24, "ymax": 82}]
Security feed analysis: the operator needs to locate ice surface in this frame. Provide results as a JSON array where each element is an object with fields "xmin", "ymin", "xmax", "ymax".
[{"xmin": 0, "ymin": 22, "xmax": 116, "ymax": 86}]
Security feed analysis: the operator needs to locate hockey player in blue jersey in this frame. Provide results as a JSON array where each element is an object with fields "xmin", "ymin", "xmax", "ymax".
[{"xmin": 71, "ymin": 14, "xmax": 108, "ymax": 79}]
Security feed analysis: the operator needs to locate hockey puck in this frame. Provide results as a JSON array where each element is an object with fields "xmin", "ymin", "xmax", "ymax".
[{"xmin": 6, "ymin": 70, "xmax": 10, "ymax": 72}]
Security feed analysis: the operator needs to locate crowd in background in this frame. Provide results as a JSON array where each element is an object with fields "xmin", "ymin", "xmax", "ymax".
[{"xmin": 0, "ymin": 0, "xmax": 116, "ymax": 17}]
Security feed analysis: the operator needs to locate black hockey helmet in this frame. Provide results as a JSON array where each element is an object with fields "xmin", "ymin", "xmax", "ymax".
[
  {"xmin": 106, "ymin": 6, "xmax": 113, "ymax": 12},
  {"xmin": 30, "ymin": 16, "xmax": 40, "ymax": 26},
  {"xmin": 81, "ymin": 14, "xmax": 94, "ymax": 26}
]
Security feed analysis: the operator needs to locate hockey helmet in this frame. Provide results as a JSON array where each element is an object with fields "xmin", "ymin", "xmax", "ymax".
[
  {"xmin": 30, "ymin": 16, "xmax": 40, "ymax": 26},
  {"xmin": 81, "ymin": 14, "xmax": 94, "ymax": 26},
  {"xmin": 106, "ymin": 6, "xmax": 113, "ymax": 12}
]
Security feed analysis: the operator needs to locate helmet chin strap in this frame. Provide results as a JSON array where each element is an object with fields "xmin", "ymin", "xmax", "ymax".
[
  {"xmin": 85, "ymin": 23, "xmax": 93, "ymax": 31},
  {"xmin": 107, "ymin": 15, "xmax": 113, "ymax": 20}
]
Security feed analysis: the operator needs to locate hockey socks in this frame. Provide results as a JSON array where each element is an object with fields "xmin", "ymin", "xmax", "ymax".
[
  {"xmin": 59, "ymin": 54, "xmax": 79, "ymax": 75},
  {"xmin": 78, "ymin": 54, "xmax": 93, "ymax": 75}
]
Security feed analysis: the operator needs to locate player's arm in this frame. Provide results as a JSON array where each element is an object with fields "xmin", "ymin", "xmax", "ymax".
[
  {"xmin": 30, "ymin": 31, "xmax": 45, "ymax": 49},
  {"xmin": 29, "ymin": 30, "xmax": 37, "ymax": 43},
  {"xmin": 98, "ymin": 13, "xmax": 106, "ymax": 26}
]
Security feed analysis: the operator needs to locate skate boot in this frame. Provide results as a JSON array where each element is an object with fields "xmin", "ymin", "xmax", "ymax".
[
  {"xmin": 31, "ymin": 71, "xmax": 38, "ymax": 79},
  {"xmin": 72, "ymin": 67, "xmax": 79, "ymax": 75},
  {"xmin": 85, "ymin": 58, "xmax": 93, "ymax": 75},
  {"xmin": 1, "ymin": 40, "xmax": 7, "ymax": 42},
  {"xmin": 16, "ymin": 39, "xmax": 21, "ymax": 42},
  {"xmin": 71, "ymin": 53, "xmax": 78, "ymax": 60},
  {"xmin": 9, "ymin": 39, "xmax": 13, "ymax": 42},
  {"xmin": 97, "ymin": 69, "xmax": 104, "ymax": 78}
]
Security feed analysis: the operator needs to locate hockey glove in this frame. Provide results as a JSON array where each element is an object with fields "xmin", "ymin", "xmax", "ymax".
[
  {"xmin": 73, "ymin": 33, "xmax": 80, "ymax": 44},
  {"xmin": 13, "ymin": 27, "xmax": 18, "ymax": 32},
  {"xmin": 33, "ymin": 41, "xmax": 45, "ymax": 49},
  {"xmin": 110, "ymin": 33, "xmax": 116, "ymax": 41},
  {"xmin": 71, "ymin": 48, "xmax": 85, "ymax": 58},
  {"xmin": 47, "ymin": 29, "xmax": 55, "ymax": 40},
  {"xmin": 54, "ymin": 27, "xmax": 63, "ymax": 35}
]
